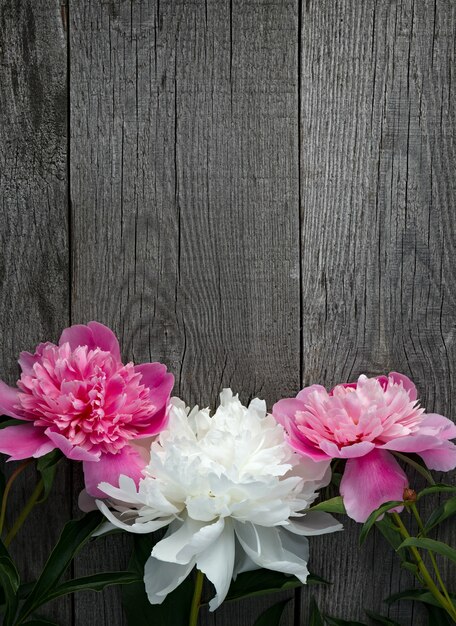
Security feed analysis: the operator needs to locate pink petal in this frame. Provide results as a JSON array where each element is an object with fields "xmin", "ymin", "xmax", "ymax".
[
  {"xmin": 389, "ymin": 372, "xmax": 417, "ymax": 401},
  {"xmin": 419, "ymin": 441, "xmax": 456, "ymax": 471},
  {"xmin": 135, "ymin": 363, "xmax": 174, "ymax": 411},
  {"xmin": 45, "ymin": 428, "xmax": 100, "ymax": 462},
  {"xmin": 0, "ymin": 424, "xmax": 55, "ymax": 460},
  {"xmin": 0, "ymin": 381, "xmax": 27, "ymax": 420},
  {"xmin": 379, "ymin": 434, "xmax": 443, "ymax": 453},
  {"xmin": 83, "ymin": 444, "xmax": 147, "ymax": 497},
  {"xmin": 59, "ymin": 322, "xmax": 121, "ymax": 361},
  {"xmin": 296, "ymin": 385, "xmax": 328, "ymax": 403},
  {"xmin": 319, "ymin": 439, "xmax": 375, "ymax": 459},
  {"xmin": 340, "ymin": 449, "xmax": 408, "ymax": 523},
  {"xmin": 272, "ymin": 398, "xmax": 306, "ymax": 428},
  {"xmin": 418, "ymin": 413, "xmax": 456, "ymax": 440},
  {"xmin": 286, "ymin": 434, "xmax": 331, "ymax": 461}
]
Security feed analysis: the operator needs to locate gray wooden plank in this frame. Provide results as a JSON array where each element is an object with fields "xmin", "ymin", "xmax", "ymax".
[
  {"xmin": 300, "ymin": 0, "xmax": 456, "ymax": 624},
  {"xmin": 0, "ymin": 0, "xmax": 70, "ymax": 623},
  {"xmin": 70, "ymin": 0, "xmax": 300, "ymax": 624}
]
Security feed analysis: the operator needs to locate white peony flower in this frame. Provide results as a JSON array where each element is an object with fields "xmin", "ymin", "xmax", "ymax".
[{"xmin": 96, "ymin": 389, "xmax": 342, "ymax": 611}]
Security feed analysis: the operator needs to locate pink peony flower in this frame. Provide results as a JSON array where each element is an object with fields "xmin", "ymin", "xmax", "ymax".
[
  {"xmin": 273, "ymin": 373, "xmax": 456, "ymax": 522},
  {"xmin": 0, "ymin": 322, "xmax": 174, "ymax": 497}
]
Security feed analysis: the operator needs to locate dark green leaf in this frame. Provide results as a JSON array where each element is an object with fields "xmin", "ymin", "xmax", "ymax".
[
  {"xmin": 310, "ymin": 497, "xmax": 346, "ymax": 514},
  {"xmin": 364, "ymin": 609, "xmax": 401, "ymax": 625},
  {"xmin": 398, "ymin": 537, "xmax": 456, "ymax": 565},
  {"xmin": 423, "ymin": 496, "xmax": 456, "ymax": 533},
  {"xmin": 309, "ymin": 596, "xmax": 324, "ymax": 626},
  {"xmin": 385, "ymin": 588, "xmax": 456, "ymax": 608},
  {"xmin": 122, "ymin": 535, "xmax": 194, "ymax": 626},
  {"xmin": 324, "ymin": 617, "xmax": 367, "ymax": 626},
  {"xmin": 359, "ymin": 502, "xmax": 404, "ymax": 546},
  {"xmin": 253, "ymin": 599, "xmax": 290, "ymax": 626},
  {"xmin": 226, "ymin": 569, "xmax": 327, "ymax": 603},
  {"xmin": 46, "ymin": 571, "xmax": 141, "ymax": 602},
  {"xmin": 0, "ymin": 539, "xmax": 20, "ymax": 626},
  {"xmin": 425, "ymin": 603, "xmax": 454, "ymax": 626},
  {"xmin": 0, "ymin": 418, "xmax": 28, "ymax": 429},
  {"xmin": 399, "ymin": 562, "xmax": 419, "ymax": 575},
  {"xmin": 17, "ymin": 511, "xmax": 103, "ymax": 622},
  {"xmin": 417, "ymin": 484, "xmax": 456, "ymax": 500},
  {"xmin": 331, "ymin": 472, "xmax": 342, "ymax": 488},
  {"xmin": 36, "ymin": 449, "xmax": 62, "ymax": 503}
]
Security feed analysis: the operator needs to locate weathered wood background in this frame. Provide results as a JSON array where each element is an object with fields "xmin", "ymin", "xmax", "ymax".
[{"xmin": 0, "ymin": 0, "xmax": 455, "ymax": 624}]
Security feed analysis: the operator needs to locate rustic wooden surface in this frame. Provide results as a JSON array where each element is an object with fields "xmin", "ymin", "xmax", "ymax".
[{"xmin": 0, "ymin": 0, "xmax": 455, "ymax": 624}]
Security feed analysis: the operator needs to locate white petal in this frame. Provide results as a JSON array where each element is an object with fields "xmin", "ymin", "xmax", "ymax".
[
  {"xmin": 196, "ymin": 519, "xmax": 235, "ymax": 611},
  {"xmin": 152, "ymin": 517, "xmax": 225, "ymax": 565},
  {"xmin": 285, "ymin": 511, "xmax": 343, "ymax": 536},
  {"xmin": 96, "ymin": 500, "xmax": 172, "ymax": 534},
  {"xmin": 144, "ymin": 554, "xmax": 195, "ymax": 604},
  {"xmin": 234, "ymin": 521, "xmax": 309, "ymax": 583}
]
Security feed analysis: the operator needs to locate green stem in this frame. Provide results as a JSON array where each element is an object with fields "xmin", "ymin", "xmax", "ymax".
[
  {"xmin": 0, "ymin": 459, "xmax": 32, "ymax": 537},
  {"xmin": 5, "ymin": 478, "xmax": 44, "ymax": 547},
  {"xmin": 410, "ymin": 503, "xmax": 455, "ymax": 614},
  {"xmin": 189, "ymin": 569, "xmax": 205, "ymax": 626},
  {"xmin": 392, "ymin": 512, "xmax": 456, "ymax": 622}
]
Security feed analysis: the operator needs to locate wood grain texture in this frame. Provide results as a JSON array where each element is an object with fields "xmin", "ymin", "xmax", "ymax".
[
  {"xmin": 70, "ymin": 0, "xmax": 300, "ymax": 623},
  {"xmin": 300, "ymin": 0, "xmax": 456, "ymax": 623},
  {"xmin": 0, "ymin": 0, "xmax": 70, "ymax": 623}
]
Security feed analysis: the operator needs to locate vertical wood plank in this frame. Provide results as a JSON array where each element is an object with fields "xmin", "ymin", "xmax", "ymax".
[
  {"xmin": 0, "ymin": 0, "xmax": 70, "ymax": 623},
  {"xmin": 70, "ymin": 0, "xmax": 300, "ymax": 624},
  {"xmin": 300, "ymin": 0, "xmax": 456, "ymax": 623}
]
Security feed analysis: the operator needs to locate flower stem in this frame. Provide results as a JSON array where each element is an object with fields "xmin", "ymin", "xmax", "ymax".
[
  {"xmin": 189, "ymin": 569, "xmax": 205, "ymax": 626},
  {"xmin": 392, "ymin": 512, "xmax": 456, "ymax": 621},
  {"xmin": 4, "ymin": 478, "xmax": 44, "ymax": 547},
  {"xmin": 0, "ymin": 459, "xmax": 33, "ymax": 537},
  {"xmin": 410, "ymin": 503, "xmax": 455, "ymax": 614}
]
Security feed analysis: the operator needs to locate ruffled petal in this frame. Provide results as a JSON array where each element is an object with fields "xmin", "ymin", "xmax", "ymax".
[
  {"xmin": 0, "ymin": 424, "xmax": 54, "ymax": 460},
  {"xmin": 272, "ymin": 398, "xmax": 305, "ymax": 428},
  {"xmin": 319, "ymin": 440, "xmax": 375, "ymax": 459},
  {"xmin": 389, "ymin": 372, "xmax": 417, "ymax": 401},
  {"xmin": 133, "ymin": 363, "xmax": 174, "ymax": 436},
  {"xmin": 45, "ymin": 429, "xmax": 100, "ymax": 463},
  {"xmin": 234, "ymin": 522, "xmax": 309, "ymax": 583},
  {"xmin": 144, "ymin": 553, "xmax": 195, "ymax": 605},
  {"xmin": 340, "ymin": 449, "xmax": 408, "ymax": 523},
  {"xmin": 419, "ymin": 441, "xmax": 456, "ymax": 472},
  {"xmin": 196, "ymin": 519, "xmax": 235, "ymax": 611},
  {"xmin": 379, "ymin": 434, "xmax": 444, "ymax": 453},
  {"xmin": 82, "ymin": 444, "xmax": 145, "ymax": 497},
  {"xmin": 0, "ymin": 381, "xmax": 26, "ymax": 420},
  {"xmin": 152, "ymin": 517, "xmax": 225, "ymax": 565},
  {"xmin": 59, "ymin": 321, "xmax": 121, "ymax": 361}
]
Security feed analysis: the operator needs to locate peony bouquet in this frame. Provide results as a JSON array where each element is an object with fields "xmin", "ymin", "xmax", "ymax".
[{"xmin": 0, "ymin": 322, "xmax": 455, "ymax": 625}]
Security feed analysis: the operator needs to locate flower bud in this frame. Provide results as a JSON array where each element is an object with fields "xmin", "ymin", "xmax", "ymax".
[{"xmin": 403, "ymin": 487, "xmax": 417, "ymax": 503}]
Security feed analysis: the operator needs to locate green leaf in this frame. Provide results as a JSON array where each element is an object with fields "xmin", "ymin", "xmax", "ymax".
[
  {"xmin": 45, "ymin": 571, "xmax": 141, "ymax": 602},
  {"xmin": 324, "ymin": 617, "xmax": 367, "ymax": 626},
  {"xmin": 0, "ymin": 539, "xmax": 20, "ymax": 626},
  {"xmin": 17, "ymin": 511, "xmax": 103, "ymax": 622},
  {"xmin": 310, "ymin": 497, "xmax": 346, "ymax": 514},
  {"xmin": 309, "ymin": 596, "xmax": 324, "ymax": 626},
  {"xmin": 417, "ymin": 484, "xmax": 456, "ymax": 500},
  {"xmin": 385, "ymin": 588, "xmax": 456, "ymax": 608},
  {"xmin": 36, "ymin": 449, "xmax": 62, "ymax": 503},
  {"xmin": 359, "ymin": 502, "xmax": 404, "ymax": 546},
  {"xmin": 423, "ymin": 496, "xmax": 456, "ymax": 533},
  {"xmin": 253, "ymin": 599, "xmax": 290, "ymax": 626},
  {"xmin": 122, "ymin": 534, "xmax": 194, "ymax": 626},
  {"xmin": 226, "ymin": 569, "xmax": 327, "ymax": 603},
  {"xmin": 364, "ymin": 609, "xmax": 401, "ymax": 625},
  {"xmin": 397, "ymin": 537, "xmax": 456, "ymax": 565},
  {"xmin": 0, "ymin": 418, "xmax": 28, "ymax": 429}
]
